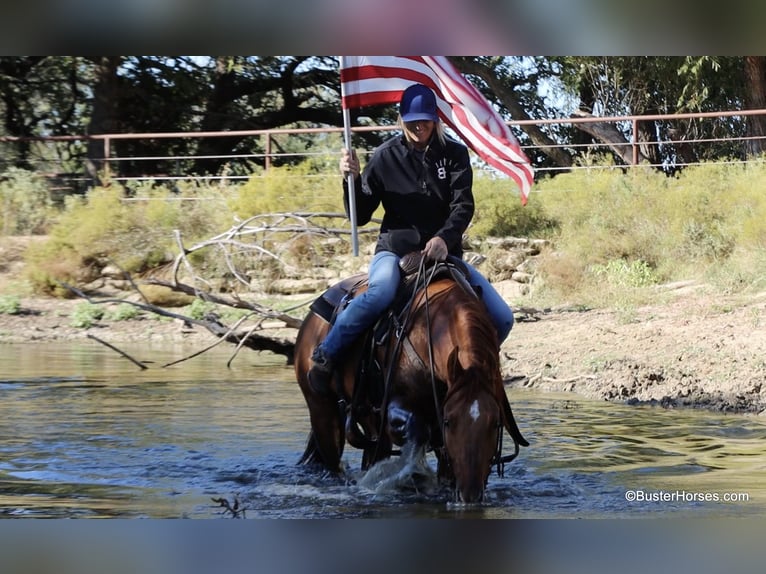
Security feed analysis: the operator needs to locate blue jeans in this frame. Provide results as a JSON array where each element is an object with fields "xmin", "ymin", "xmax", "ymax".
[
  {"xmin": 463, "ymin": 260, "xmax": 515, "ymax": 344},
  {"xmin": 320, "ymin": 251, "xmax": 401, "ymax": 360},
  {"xmin": 318, "ymin": 251, "xmax": 514, "ymax": 360}
]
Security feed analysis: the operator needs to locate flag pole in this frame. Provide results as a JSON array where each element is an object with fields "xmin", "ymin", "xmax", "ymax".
[{"xmin": 339, "ymin": 56, "xmax": 359, "ymax": 256}]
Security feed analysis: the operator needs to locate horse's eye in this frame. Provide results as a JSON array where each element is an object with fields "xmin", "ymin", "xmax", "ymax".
[{"xmin": 443, "ymin": 419, "xmax": 450, "ymax": 428}]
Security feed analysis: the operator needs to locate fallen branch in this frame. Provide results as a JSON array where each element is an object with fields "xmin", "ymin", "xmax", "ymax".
[
  {"xmin": 59, "ymin": 279, "xmax": 297, "ymax": 363},
  {"xmin": 86, "ymin": 333, "xmax": 149, "ymax": 370},
  {"xmin": 145, "ymin": 278, "xmax": 303, "ymax": 329},
  {"xmin": 161, "ymin": 313, "xmax": 254, "ymax": 368}
]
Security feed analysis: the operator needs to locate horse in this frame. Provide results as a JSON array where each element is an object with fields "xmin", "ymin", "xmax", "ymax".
[{"xmin": 294, "ymin": 256, "xmax": 529, "ymax": 504}]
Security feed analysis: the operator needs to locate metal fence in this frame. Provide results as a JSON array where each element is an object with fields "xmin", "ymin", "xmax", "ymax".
[{"xmin": 2, "ymin": 108, "xmax": 766, "ymax": 194}]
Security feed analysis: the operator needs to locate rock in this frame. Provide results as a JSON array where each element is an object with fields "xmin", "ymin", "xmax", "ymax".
[
  {"xmin": 511, "ymin": 271, "xmax": 534, "ymax": 284},
  {"xmin": 266, "ymin": 278, "xmax": 328, "ymax": 295},
  {"xmin": 494, "ymin": 279, "xmax": 529, "ymax": 300}
]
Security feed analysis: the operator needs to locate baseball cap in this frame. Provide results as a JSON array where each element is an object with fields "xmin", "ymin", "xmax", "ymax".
[{"xmin": 399, "ymin": 83, "xmax": 439, "ymax": 122}]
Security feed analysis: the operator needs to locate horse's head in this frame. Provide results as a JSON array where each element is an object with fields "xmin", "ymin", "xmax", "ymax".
[{"xmin": 441, "ymin": 348, "xmax": 503, "ymax": 505}]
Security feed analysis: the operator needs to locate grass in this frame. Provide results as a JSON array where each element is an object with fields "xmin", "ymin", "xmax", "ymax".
[
  {"xmin": 69, "ymin": 302, "xmax": 105, "ymax": 328},
  {"xmin": 4, "ymin": 160, "xmax": 766, "ymax": 312},
  {"xmin": 525, "ymin": 161, "xmax": 766, "ymax": 308},
  {"xmin": 0, "ymin": 295, "xmax": 21, "ymax": 315}
]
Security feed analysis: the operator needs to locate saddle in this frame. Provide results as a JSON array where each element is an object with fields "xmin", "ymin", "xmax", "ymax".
[
  {"xmin": 309, "ymin": 252, "xmax": 480, "ymax": 450},
  {"xmin": 309, "ymin": 252, "xmax": 476, "ymax": 329}
]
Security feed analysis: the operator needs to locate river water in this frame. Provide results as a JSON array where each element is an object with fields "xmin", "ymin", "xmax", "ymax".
[{"xmin": 0, "ymin": 341, "xmax": 764, "ymax": 518}]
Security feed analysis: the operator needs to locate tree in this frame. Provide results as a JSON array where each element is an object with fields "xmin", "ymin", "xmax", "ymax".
[
  {"xmin": 0, "ymin": 57, "xmax": 92, "ymax": 173},
  {"xmin": 451, "ymin": 56, "xmax": 576, "ymax": 171},
  {"xmin": 744, "ymin": 56, "xmax": 766, "ymax": 157},
  {"xmin": 2, "ymin": 56, "xmax": 765, "ymax": 188},
  {"xmin": 550, "ymin": 56, "xmax": 750, "ymax": 170},
  {"xmin": 191, "ymin": 56, "xmax": 345, "ymax": 175}
]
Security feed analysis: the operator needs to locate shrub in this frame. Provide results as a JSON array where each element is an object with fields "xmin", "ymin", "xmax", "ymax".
[
  {"xmin": 70, "ymin": 302, "xmax": 105, "ymax": 328},
  {"xmin": 591, "ymin": 259, "xmax": 659, "ymax": 288},
  {"xmin": 184, "ymin": 298, "xmax": 218, "ymax": 320},
  {"xmin": 104, "ymin": 303, "xmax": 141, "ymax": 321},
  {"xmin": 0, "ymin": 295, "xmax": 21, "ymax": 315},
  {"xmin": 229, "ymin": 162, "xmax": 345, "ymax": 218},
  {"xmin": 24, "ymin": 183, "xmax": 230, "ymax": 296},
  {"xmin": 1, "ymin": 168, "xmax": 55, "ymax": 235},
  {"xmin": 471, "ymin": 174, "xmax": 558, "ymax": 239}
]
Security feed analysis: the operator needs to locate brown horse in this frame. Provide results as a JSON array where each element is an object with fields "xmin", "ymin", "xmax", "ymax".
[{"xmin": 295, "ymin": 262, "xmax": 529, "ymax": 504}]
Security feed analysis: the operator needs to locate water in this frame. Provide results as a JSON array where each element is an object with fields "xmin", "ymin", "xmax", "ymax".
[{"xmin": 0, "ymin": 341, "xmax": 764, "ymax": 518}]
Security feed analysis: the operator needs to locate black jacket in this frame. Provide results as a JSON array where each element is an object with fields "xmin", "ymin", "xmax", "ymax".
[{"xmin": 343, "ymin": 133, "xmax": 474, "ymax": 257}]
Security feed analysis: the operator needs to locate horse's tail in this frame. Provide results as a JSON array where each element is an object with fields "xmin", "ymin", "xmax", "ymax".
[{"xmin": 501, "ymin": 392, "xmax": 530, "ymax": 448}]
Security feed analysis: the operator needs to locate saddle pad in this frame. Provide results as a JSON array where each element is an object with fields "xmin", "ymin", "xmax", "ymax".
[{"xmin": 309, "ymin": 273, "xmax": 368, "ymax": 323}]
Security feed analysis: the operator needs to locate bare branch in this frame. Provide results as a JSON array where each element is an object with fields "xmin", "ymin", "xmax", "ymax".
[
  {"xmin": 145, "ymin": 278, "xmax": 304, "ymax": 329},
  {"xmin": 87, "ymin": 333, "xmax": 149, "ymax": 370}
]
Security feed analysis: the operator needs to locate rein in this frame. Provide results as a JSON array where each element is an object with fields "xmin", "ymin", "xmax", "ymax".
[
  {"xmin": 492, "ymin": 416, "xmax": 520, "ymax": 478},
  {"xmin": 371, "ymin": 254, "xmax": 437, "ymax": 461},
  {"xmin": 377, "ymin": 254, "xmax": 521, "ymax": 478}
]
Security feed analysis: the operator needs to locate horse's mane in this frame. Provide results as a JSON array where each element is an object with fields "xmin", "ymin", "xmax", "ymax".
[
  {"xmin": 427, "ymin": 281, "xmax": 502, "ymax": 391},
  {"xmin": 449, "ymin": 282, "xmax": 498, "ymax": 352}
]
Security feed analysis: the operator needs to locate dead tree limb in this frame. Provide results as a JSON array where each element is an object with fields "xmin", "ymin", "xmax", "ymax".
[{"xmin": 86, "ymin": 333, "xmax": 149, "ymax": 370}]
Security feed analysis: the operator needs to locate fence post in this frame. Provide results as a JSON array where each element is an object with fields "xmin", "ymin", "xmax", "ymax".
[
  {"xmin": 264, "ymin": 133, "xmax": 271, "ymax": 171},
  {"xmin": 632, "ymin": 117, "xmax": 638, "ymax": 165},
  {"xmin": 103, "ymin": 136, "xmax": 111, "ymax": 183}
]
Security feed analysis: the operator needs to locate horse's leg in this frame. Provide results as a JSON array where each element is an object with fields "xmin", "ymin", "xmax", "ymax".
[
  {"xmin": 434, "ymin": 448, "xmax": 455, "ymax": 486},
  {"xmin": 295, "ymin": 315, "xmax": 345, "ymax": 474},
  {"xmin": 361, "ymin": 430, "xmax": 392, "ymax": 470},
  {"xmin": 301, "ymin": 391, "xmax": 345, "ymax": 473},
  {"xmin": 298, "ymin": 429, "xmax": 321, "ymax": 465},
  {"xmin": 386, "ymin": 400, "xmax": 434, "ymax": 481}
]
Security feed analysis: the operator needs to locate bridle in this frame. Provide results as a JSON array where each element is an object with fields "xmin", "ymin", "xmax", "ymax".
[
  {"xmin": 399, "ymin": 255, "xmax": 521, "ymax": 479},
  {"xmin": 442, "ymin": 393, "xmax": 519, "ymax": 481}
]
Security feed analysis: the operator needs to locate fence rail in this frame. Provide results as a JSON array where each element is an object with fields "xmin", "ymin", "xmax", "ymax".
[{"xmin": 2, "ymin": 108, "xmax": 766, "ymax": 192}]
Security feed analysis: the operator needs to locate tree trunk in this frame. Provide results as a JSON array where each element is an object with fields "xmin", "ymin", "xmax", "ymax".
[
  {"xmin": 86, "ymin": 57, "xmax": 123, "ymax": 185},
  {"xmin": 571, "ymin": 110, "xmax": 650, "ymax": 165},
  {"xmin": 452, "ymin": 58, "xmax": 574, "ymax": 169},
  {"xmin": 744, "ymin": 56, "xmax": 766, "ymax": 157}
]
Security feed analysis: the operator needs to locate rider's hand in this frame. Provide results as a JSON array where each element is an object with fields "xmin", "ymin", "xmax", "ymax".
[
  {"xmin": 339, "ymin": 148, "xmax": 360, "ymax": 178},
  {"xmin": 422, "ymin": 236, "xmax": 448, "ymax": 262}
]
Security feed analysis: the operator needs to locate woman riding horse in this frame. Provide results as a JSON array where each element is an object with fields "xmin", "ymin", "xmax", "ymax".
[
  {"xmin": 295, "ymin": 266, "xmax": 529, "ymax": 503},
  {"xmin": 307, "ymin": 83, "xmax": 514, "ymax": 396}
]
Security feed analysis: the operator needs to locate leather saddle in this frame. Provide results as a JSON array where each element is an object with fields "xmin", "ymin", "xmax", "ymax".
[{"xmin": 308, "ymin": 252, "xmax": 480, "ymax": 450}]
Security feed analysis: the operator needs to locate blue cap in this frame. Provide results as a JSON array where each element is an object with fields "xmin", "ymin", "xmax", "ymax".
[{"xmin": 399, "ymin": 83, "xmax": 439, "ymax": 122}]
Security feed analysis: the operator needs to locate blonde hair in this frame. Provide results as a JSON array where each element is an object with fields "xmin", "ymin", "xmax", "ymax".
[{"xmin": 398, "ymin": 115, "xmax": 446, "ymax": 147}]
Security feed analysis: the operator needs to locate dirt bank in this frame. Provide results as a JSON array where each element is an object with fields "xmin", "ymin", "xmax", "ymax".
[{"xmin": 503, "ymin": 286, "xmax": 766, "ymax": 415}]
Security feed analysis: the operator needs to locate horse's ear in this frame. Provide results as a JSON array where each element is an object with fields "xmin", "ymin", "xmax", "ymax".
[{"xmin": 447, "ymin": 347, "xmax": 465, "ymax": 379}]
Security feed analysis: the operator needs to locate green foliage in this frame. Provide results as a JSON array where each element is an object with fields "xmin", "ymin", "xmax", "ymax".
[
  {"xmin": 1, "ymin": 168, "xmax": 55, "ymax": 235},
  {"xmin": 0, "ymin": 295, "xmax": 21, "ymax": 315},
  {"xmin": 228, "ymin": 162, "xmax": 344, "ymax": 218},
  {"xmin": 184, "ymin": 298, "xmax": 218, "ymax": 320},
  {"xmin": 14, "ymin": 157, "xmax": 766, "ymax": 313},
  {"xmin": 70, "ymin": 302, "xmax": 105, "ymax": 328},
  {"xmin": 470, "ymin": 174, "xmax": 558, "ymax": 239},
  {"xmin": 530, "ymin": 160, "xmax": 766, "ymax": 306},
  {"xmin": 104, "ymin": 303, "xmax": 141, "ymax": 321},
  {"xmin": 24, "ymin": 183, "xmax": 230, "ymax": 296},
  {"xmin": 591, "ymin": 259, "xmax": 659, "ymax": 288}
]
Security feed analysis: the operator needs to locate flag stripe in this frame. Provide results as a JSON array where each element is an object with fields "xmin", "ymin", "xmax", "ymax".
[{"xmin": 340, "ymin": 56, "xmax": 534, "ymax": 203}]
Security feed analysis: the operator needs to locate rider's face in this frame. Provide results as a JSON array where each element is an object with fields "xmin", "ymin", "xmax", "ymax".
[{"xmin": 404, "ymin": 120, "xmax": 435, "ymax": 149}]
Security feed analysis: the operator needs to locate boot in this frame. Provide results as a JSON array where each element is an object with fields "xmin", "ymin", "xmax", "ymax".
[{"xmin": 307, "ymin": 346, "xmax": 334, "ymax": 396}]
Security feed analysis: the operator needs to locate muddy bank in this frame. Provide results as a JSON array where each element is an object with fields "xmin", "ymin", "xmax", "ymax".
[{"xmin": 502, "ymin": 287, "xmax": 766, "ymax": 415}]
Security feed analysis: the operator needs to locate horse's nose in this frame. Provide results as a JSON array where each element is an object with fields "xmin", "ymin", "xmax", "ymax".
[{"xmin": 456, "ymin": 484, "xmax": 485, "ymax": 505}]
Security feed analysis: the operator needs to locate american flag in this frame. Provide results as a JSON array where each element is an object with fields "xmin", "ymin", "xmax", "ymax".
[{"xmin": 340, "ymin": 56, "xmax": 534, "ymax": 204}]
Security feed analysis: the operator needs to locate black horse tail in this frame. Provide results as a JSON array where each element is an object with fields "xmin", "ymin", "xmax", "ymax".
[{"xmin": 501, "ymin": 392, "xmax": 530, "ymax": 448}]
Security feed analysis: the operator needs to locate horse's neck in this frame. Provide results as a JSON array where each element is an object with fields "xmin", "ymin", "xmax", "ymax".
[{"xmin": 424, "ymin": 285, "xmax": 501, "ymax": 375}]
